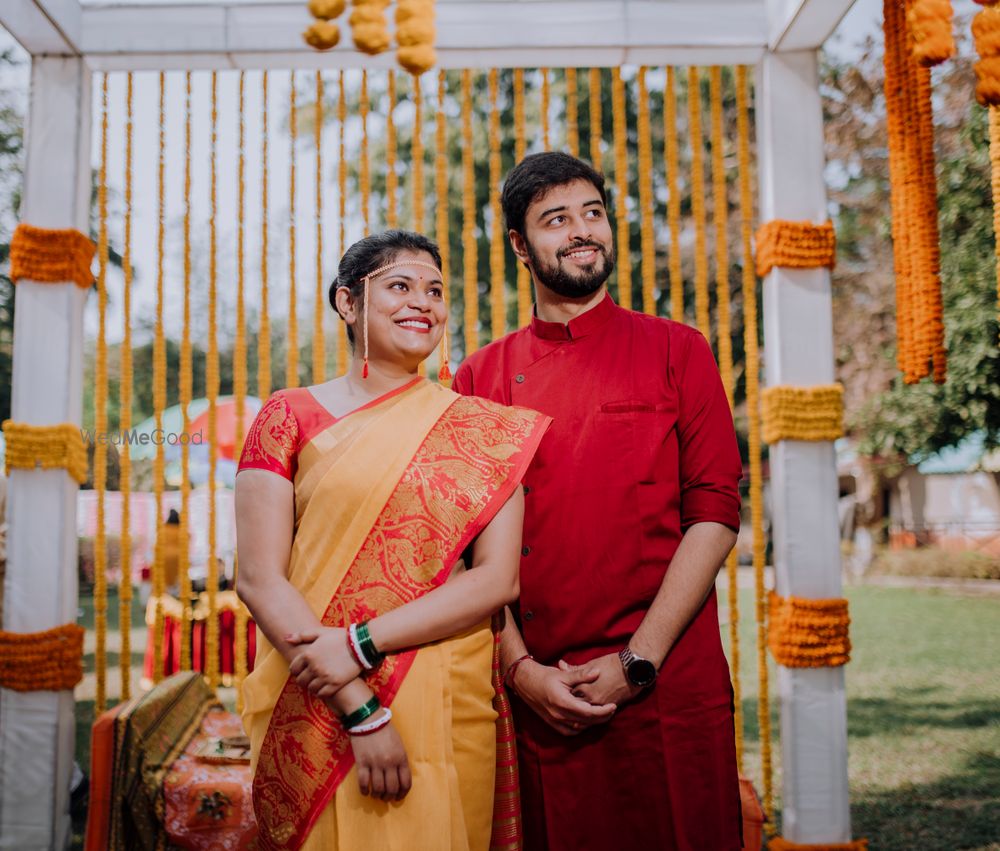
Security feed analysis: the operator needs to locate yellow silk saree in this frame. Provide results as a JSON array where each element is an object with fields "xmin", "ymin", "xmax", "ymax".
[{"xmin": 241, "ymin": 379, "xmax": 548, "ymax": 851}]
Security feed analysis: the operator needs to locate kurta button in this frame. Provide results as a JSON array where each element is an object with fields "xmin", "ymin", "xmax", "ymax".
[
  {"xmin": 523, "ymin": 610, "xmax": 535, "ymax": 621},
  {"xmin": 515, "ymin": 374, "xmax": 525, "ymax": 383},
  {"xmin": 522, "ymin": 545, "xmax": 531, "ymax": 556},
  {"xmin": 523, "ymin": 485, "xmax": 531, "ymax": 495}
]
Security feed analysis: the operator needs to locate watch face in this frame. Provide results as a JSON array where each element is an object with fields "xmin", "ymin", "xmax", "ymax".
[{"xmin": 627, "ymin": 658, "xmax": 657, "ymax": 687}]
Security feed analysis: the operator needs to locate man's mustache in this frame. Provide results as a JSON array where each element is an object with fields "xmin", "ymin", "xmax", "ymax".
[{"xmin": 557, "ymin": 242, "xmax": 607, "ymax": 258}]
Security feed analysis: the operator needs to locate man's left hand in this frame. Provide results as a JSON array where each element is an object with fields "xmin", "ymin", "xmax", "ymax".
[{"xmin": 559, "ymin": 654, "xmax": 644, "ymax": 708}]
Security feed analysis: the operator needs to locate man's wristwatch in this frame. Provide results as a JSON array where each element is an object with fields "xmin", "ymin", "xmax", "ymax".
[{"xmin": 618, "ymin": 645, "xmax": 657, "ymax": 688}]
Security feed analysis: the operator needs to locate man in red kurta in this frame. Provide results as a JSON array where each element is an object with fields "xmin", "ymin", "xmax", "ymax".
[{"xmin": 453, "ymin": 152, "xmax": 743, "ymax": 850}]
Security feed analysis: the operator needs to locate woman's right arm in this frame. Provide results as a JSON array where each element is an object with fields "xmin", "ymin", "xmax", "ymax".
[{"xmin": 235, "ymin": 469, "xmax": 411, "ymax": 800}]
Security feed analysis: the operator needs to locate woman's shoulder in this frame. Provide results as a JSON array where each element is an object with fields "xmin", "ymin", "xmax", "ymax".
[{"xmin": 238, "ymin": 390, "xmax": 303, "ymax": 480}]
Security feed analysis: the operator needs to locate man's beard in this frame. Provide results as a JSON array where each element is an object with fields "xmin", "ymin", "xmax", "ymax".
[{"xmin": 525, "ymin": 238, "xmax": 616, "ymax": 299}]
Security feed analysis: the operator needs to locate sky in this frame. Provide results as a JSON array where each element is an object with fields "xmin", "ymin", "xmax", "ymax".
[{"xmin": 0, "ymin": 0, "xmax": 970, "ymax": 351}]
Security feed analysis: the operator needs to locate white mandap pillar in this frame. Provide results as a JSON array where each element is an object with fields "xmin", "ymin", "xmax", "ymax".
[
  {"xmin": 0, "ymin": 57, "xmax": 91, "ymax": 850},
  {"xmin": 755, "ymin": 49, "xmax": 853, "ymax": 843}
]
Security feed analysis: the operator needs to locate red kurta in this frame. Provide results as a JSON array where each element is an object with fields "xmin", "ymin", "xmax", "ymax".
[{"xmin": 453, "ymin": 294, "xmax": 743, "ymax": 851}]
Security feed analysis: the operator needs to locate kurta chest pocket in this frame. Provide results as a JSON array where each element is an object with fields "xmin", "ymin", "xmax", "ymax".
[{"xmin": 597, "ymin": 400, "xmax": 678, "ymax": 485}]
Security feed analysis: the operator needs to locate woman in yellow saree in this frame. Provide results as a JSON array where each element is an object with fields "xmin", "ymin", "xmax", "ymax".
[{"xmin": 236, "ymin": 231, "xmax": 549, "ymax": 851}]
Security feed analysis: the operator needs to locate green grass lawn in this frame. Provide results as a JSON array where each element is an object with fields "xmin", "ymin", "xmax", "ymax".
[
  {"xmin": 719, "ymin": 584, "xmax": 1000, "ymax": 851},
  {"xmin": 75, "ymin": 585, "xmax": 999, "ymax": 849}
]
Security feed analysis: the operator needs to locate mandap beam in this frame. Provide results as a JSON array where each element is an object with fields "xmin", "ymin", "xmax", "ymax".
[
  {"xmin": 766, "ymin": 0, "xmax": 858, "ymax": 51},
  {"xmin": 3, "ymin": 0, "xmax": 769, "ymax": 69},
  {"xmin": 0, "ymin": 57, "xmax": 91, "ymax": 851},
  {"xmin": 755, "ymin": 49, "xmax": 852, "ymax": 843}
]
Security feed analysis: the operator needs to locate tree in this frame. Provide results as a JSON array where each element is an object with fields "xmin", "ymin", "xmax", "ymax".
[{"xmin": 823, "ymin": 32, "xmax": 1000, "ymax": 461}]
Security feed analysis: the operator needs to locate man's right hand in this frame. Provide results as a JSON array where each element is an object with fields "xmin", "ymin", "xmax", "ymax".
[{"xmin": 514, "ymin": 660, "xmax": 616, "ymax": 736}]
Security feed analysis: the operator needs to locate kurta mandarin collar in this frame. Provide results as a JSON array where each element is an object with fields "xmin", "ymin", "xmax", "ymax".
[{"xmin": 529, "ymin": 291, "xmax": 617, "ymax": 341}]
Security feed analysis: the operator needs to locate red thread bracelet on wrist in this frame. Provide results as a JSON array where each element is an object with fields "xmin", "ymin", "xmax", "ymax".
[{"xmin": 504, "ymin": 653, "xmax": 533, "ymax": 692}]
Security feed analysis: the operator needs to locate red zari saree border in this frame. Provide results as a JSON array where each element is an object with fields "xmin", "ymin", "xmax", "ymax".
[{"xmin": 254, "ymin": 395, "xmax": 548, "ymax": 850}]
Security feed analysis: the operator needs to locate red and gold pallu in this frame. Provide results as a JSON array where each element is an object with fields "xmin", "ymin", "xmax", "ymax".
[{"xmin": 242, "ymin": 380, "xmax": 549, "ymax": 851}]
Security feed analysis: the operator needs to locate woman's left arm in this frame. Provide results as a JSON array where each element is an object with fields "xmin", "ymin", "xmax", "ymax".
[{"xmin": 287, "ymin": 487, "xmax": 523, "ymax": 681}]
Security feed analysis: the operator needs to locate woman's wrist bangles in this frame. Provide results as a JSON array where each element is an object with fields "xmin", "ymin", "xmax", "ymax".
[
  {"xmin": 348, "ymin": 707, "xmax": 393, "ymax": 736},
  {"xmin": 340, "ymin": 695, "xmax": 381, "ymax": 730},
  {"xmin": 348, "ymin": 621, "xmax": 385, "ymax": 672},
  {"xmin": 504, "ymin": 653, "xmax": 534, "ymax": 693}
]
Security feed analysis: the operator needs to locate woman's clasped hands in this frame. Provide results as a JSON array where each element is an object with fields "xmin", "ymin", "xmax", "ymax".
[{"xmin": 285, "ymin": 626, "xmax": 363, "ymax": 698}]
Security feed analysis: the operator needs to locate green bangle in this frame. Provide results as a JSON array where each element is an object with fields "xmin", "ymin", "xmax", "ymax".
[
  {"xmin": 356, "ymin": 621, "xmax": 385, "ymax": 667},
  {"xmin": 340, "ymin": 696, "xmax": 381, "ymax": 730}
]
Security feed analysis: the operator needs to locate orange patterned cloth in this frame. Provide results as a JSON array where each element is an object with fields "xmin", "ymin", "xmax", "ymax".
[
  {"xmin": 9, "ymin": 222, "xmax": 95, "ymax": 289},
  {"xmin": 163, "ymin": 708, "xmax": 258, "ymax": 849},
  {"xmin": 754, "ymin": 219, "xmax": 836, "ymax": 278}
]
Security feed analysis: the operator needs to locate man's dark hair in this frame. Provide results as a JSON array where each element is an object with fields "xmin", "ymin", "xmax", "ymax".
[
  {"xmin": 328, "ymin": 229, "xmax": 443, "ymax": 344},
  {"xmin": 500, "ymin": 152, "xmax": 607, "ymax": 236}
]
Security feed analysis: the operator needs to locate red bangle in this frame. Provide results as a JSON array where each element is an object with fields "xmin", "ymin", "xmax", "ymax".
[{"xmin": 504, "ymin": 654, "xmax": 533, "ymax": 692}]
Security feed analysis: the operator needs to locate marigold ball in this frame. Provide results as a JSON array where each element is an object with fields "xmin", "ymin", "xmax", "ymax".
[
  {"xmin": 397, "ymin": 18, "xmax": 435, "ymax": 46},
  {"xmin": 308, "ymin": 0, "xmax": 346, "ymax": 20},
  {"xmin": 395, "ymin": 0, "xmax": 434, "ymax": 23},
  {"xmin": 397, "ymin": 44, "xmax": 436, "ymax": 76},
  {"xmin": 303, "ymin": 20, "xmax": 341, "ymax": 50},
  {"xmin": 352, "ymin": 23, "xmax": 391, "ymax": 54}
]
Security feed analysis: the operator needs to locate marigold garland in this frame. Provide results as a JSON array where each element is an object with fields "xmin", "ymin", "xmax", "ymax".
[
  {"xmin": 350, "ymin": 0, "xmax": 391, "ymax": 55},
  {"xmin": 884, "ymin": 0, "xmax": 947, "ymax": 384},
  {"xmin": 386, "ymin": 71, "xmax": 398, "ymax": 229},
  {"xmin": 435, "ymin": 70, "xmax": 452, "ymax": 383},
  {"xmin": 565, "ymin": 68, "xmax": 579, "ymax": 158},
  {"xmin": 767, "ymin": 592, "xmax": 852, "ymax": 669},
  {"xmin": 0, "ymin": 624, "xmax": 84, "ymax": 692},
  {"xmin": 206, "ymin": 72, "xmax": 221, "ymax": 690},
  {"xmin": 2, "ymin": 422, "xmax": 87, "ymax": 484},
  {"xmin": 612, "ymin": 67, "xmax": 632, "ymax": 311},
  {"xmin": 361, "ymin": 70, "xmax": 371, "ymax": 236},
  {"xmin": 412, "ymin": 75, "xmax": 426, "ymax": 233},
  {"xmin": 761, "ymin": 384, "xmax": 845, "ymax": 444},
  {"xmin": 973, "ymin": 1, "xmax": 1000, "ymax": 106},
  {"xmin": 236, "ymin": 72, "xmax": 251, "ymax": 705},
  {"xmin": 737, "ymin": 64, "xmax": 771, "ymax": 826},
  {"xmin": 488, "ymin": 69, "xmax": 506, "ymax": 340},
  {"xmin": 153, "ymin": 74, "xmax": 168, "ymax": 684},
  {"xmin": 313, "ymin": 71, "xmax": 326, "ymax": 384},
  {"xmin": 303, "ymin": 0, "xmax": 344, "ymax": 50},
  {"xmin": 754, "ymin": 220, "xmax": 836, "ymax": 278},
  {"xmin": 94, "ymin": 73, "xmax": 110, "ymax": 714},
  {"xmin": 768, "ymin": 838, "xmax": 869, "ymax": 851},
  {"xmin": 990, "ymin": 106, "xmax": 1000, "ymax": 346},
  {"xmin": 287, "ymin": 73, "xmax": 299, "ymax": 389},
  {"xmin": 9, "ymin": 223, "xmax": 95, "ymax": 290},
  {"xmin": 119, "ymin": 72, "xmax": 135, "ymax": 701},
  {"xmin": 541, "ymin": 68, "xmax": 551, "ymax": 149},
  {"xmin": 907, "ymin": 0, "xmax": 955, "ymax": 66},
  {"xmin": 180, "ymin": 72, "xmax": 195, "ymax": 672},
  {"xmin": 259, "ymin": 71, "xmax": 272, "ymax": 398},
  {"xmin": 689, "ymin": 67, "xmax": 711, "ymax": 340},
  {"xmin": 709, "ymin": 66, "xmax": 742, "ymax": 768},
  {"xmin": 395, "ymin": 0, "xmax": 436, "ymax": 76},
  {"xmin": 665, "ymin": 67, "xmax": 684, "ymax": 322},
  {"xmin": 461, "ymin": 70, "xmax": 479, "ymax": 356},
  {"xmin": 514, "ymin": 69, "xmax": 532, "ymax": 327},
  {"xmin": 589, "ymin": 67, "xmax": 602, "ymax": 171},
  {"xmin": 337, "ymin": 71, "xmax": 349, "ymax": 376},
  {"xmin": 636, "ymin": 67, "xmax": 656, "ymax": 316}
]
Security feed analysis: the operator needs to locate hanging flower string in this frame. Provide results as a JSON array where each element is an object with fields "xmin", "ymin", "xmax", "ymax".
[
  {"xmin": 974, "ymin": 1, "xmax": 1000, "ymax": 105},
  {"xmin": 351, "ymin": 0, "xmax": 391, "ymax": 55},
  {"xmin": 907, "ymin": 0, "xmax": 956, "ymax": 66},
  {"xmin": 884, "ymin": 0, "xmax": 947, "ymax": 384}
]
